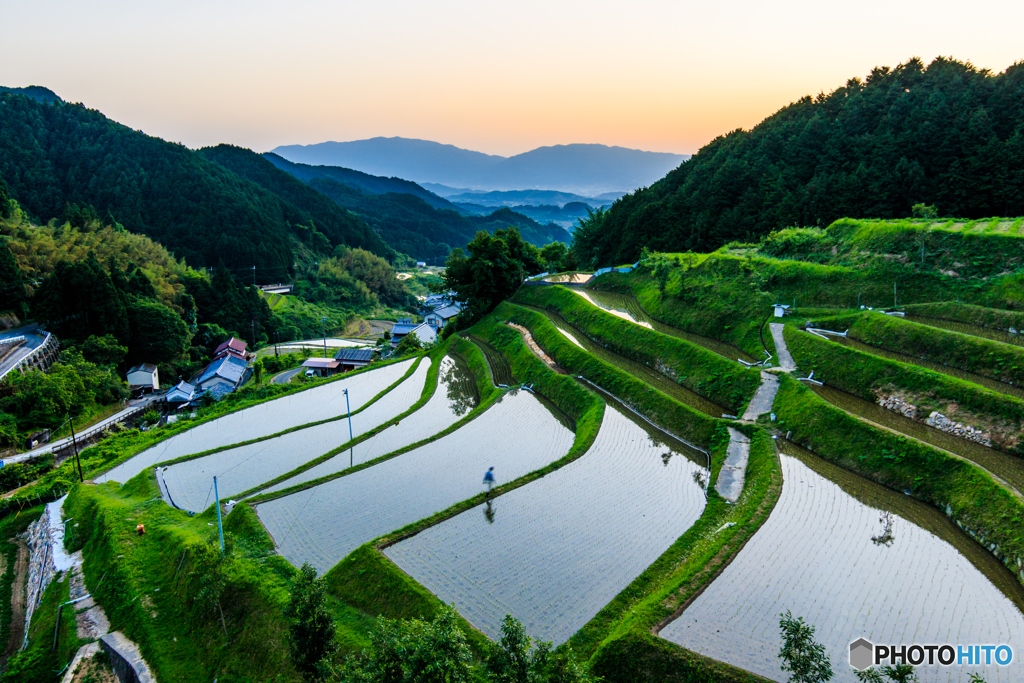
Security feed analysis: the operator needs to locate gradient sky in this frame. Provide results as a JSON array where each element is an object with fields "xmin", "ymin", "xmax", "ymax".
[{"xmin": 3, "ymin": 0, "xmax": 1022, "ymax": 157}]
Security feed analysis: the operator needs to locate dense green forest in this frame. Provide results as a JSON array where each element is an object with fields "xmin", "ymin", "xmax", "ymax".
[
  {"xmin": 576, "ymin": 57, "xmax": 1024, "ymax": 267},
  {"xmin": 0, "ymin": 93, "xmax": 388, "ymax": 273}
]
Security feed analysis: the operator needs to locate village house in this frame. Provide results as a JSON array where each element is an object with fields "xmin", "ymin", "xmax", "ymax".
[
  {"xmin": 126, "ymin": 363, "xmax": 159, "ymax": 392},
  {"xmin": 213, "ymin": 337, "xmax": 248, "ymax": 361},
  {"xmin": 196, "ymin": 354, "xmax": 248, "ymax": 399},
  {"xmin": 335, "ymin": 348, "xmax": 375, "ymax": 372}
]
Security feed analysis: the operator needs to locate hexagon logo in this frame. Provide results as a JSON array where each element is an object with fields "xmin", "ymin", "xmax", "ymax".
[{"xmin": 849, "ymin": 638, "xmax": 874, "ymax": 671}]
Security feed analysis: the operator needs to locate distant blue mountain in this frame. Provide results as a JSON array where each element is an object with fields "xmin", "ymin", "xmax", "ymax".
[{"xmin": 272, "ymin": 137, "xmax": 689, "ymax": 196}]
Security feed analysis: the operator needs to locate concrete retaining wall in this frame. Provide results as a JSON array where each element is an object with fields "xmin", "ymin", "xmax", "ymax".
[{"xmin": 100, "ymin": 632, "xmax": 155, "ymax": 683}]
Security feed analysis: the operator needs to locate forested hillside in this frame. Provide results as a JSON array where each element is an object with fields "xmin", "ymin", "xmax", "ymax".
[
  {"xmin": 578, "ymin": 57, "xmax": 1024, "ymax": 266},
  {"xmin": 0, "ymin": 92, "xmax": 388, "ymax": 273}
]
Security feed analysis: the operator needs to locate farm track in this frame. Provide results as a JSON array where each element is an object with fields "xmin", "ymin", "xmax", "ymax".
[
  {"xmin": 830, "ymin": 336, "xmax": 1024, "ymax": 401},
  {"xmin": 661, "ymin": 446, "xmax": 1024, "ymax": 683},
  {"xmin": 808, "ymin": 383, "xmax": 1024, "ymax": 500},
  {"xmin": 572, "ymin": 289, "xmax": 757, "ymax": 363},
  {"xmin": 523, "ymin": 304, "xmax": 730, "ymax": 418}
]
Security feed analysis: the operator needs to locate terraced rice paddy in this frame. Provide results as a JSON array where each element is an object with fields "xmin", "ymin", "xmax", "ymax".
[
  {"xmin": 385, "ymin": 405, "xmax": 708, "ymax": 645},
  {"xmin": 528, "ymin": 306, "xmax": 729, "ymax": 418},
  {"xmin": 543, "ymin": 272, "xmax": 592, "ymax": 284},
  {"xmin": 255, "ymin": 389, "xmax": 575, "ymax": 573},
  {"xmin": 465, "ymin": 335, "xmax": 516, "ymax": 386},
  {"xmin": 661, "ymin": 443, "xmax": 1024, "ymax": 683},
  {"xmin": 809, "ymin": 383, "xmax": 1024, "ymax": 496},
  {"xmin": 157, "ymin": 359, "xmax": 435, "ymax": 511},
  {"xmin": 830, "ymin": 336, "xmax": 1024, "ymax": 401},
  {"xmin": 905, "ymin": 315, "xmax": 1024, "ymax": 348},
  {"xmin": 98, "ymin": 358, "xmax": 418, "ymax": 485},
  {"xmin": 572, "ymin": 288, "xmax": 756, "ymax": 363},
  {"xmin": 261, "ymin": 355, "xmax": 478, "ymax": 494}
]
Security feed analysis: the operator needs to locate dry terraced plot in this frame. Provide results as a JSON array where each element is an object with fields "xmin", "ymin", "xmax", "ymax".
[
  {"xmin": 661, "ymin": 452, "xmax": 1024, "ymax": 683},
  {"xmin": 263, "ymin": 356, "xmax": 478, "ymax": 494},
  {"xmin": 99, "ymin": 358, "xmax": 417, "ymax": 485},
  {"xmin": 255, "ymin": 389, "xmax": 575, "ymax": 573},
  {"xmin": 385, "ymin": 406, "xmax": 708, "ymax": 645},
  {"xmin": 157, "ymin": 359, "xmax": 434, "ymax": 511}
]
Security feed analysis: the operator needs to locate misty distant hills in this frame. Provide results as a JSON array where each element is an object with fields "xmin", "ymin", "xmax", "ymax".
[
  {"xmin": 443, "ymin": 189, "xmax": 620, "ymax": 209},
  {"xmin": 271, "ymin": 137, "xmax": 689, "ymax": 196}
]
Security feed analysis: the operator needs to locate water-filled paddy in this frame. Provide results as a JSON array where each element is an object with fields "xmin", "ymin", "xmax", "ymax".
[
  {"xmin": 98, "ymin": 358, "xmax": 418, "ymax": 485},
  {"xmin": 158, "ymin": 359, "xmax": 434, "ymax": 511},
  {"xmin": 543, "ymin": 272, "xmax": 592, "ymax": 284},
  {"xmin": 572, "ymin": 288, "xmax": 756, "ymax": 363},
  {"xmin": 385, "ymin": 405, "xmax": 708, "ymax": 645},
  {"xmin": 261, "ymin": 355, "xmax": 477, "ymax": 494},
  {"xmin": 528, "ymin": 305, "xmax": 729, "ymax": 418},
  {"xmin": 255, "ymin": 389, "xmax": 575, "ymax": 573},
  {"xmin": 661, "ymin": 442, "xmax": 1024, "ymax": 683}
]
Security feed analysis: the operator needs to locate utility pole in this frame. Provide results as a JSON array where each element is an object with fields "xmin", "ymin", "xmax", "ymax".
[
  {"xmin": 214, "ymin": 476, "xmax": 224, "ymax": 553},
  {"xmin": 321, "ymin": 316, "xmax": 328, "ymax": 358},
  {"xmin": 344, "ymin": 389, "xmax": 354, "ymax": 467},
  {"xmin": 68, "ymin": 412, "xmax": 83, "ymax": 482},
  {"xmin": 252, "ymin": 264, "xmax": 256, "ymax": 286}
]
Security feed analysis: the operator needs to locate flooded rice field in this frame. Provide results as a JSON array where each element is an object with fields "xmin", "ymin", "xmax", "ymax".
[
  {"xmin": 157, "ymin": 359, "xmax": 434, "ymax": 511},
  {"xmin": 572, "ymin": 289, "xmax": 756, "ymax": 363},
  {"xmin": 809, "ymin": 383, "xmax": 1024, "ymax": 496},
  {"xmin": 543, "ymin": 272, "xmax": 593, "ymax": 284},
  {"xmin": 906, "ymin": 316, "xmax": 1024, "ymax": 348},
  {"xmin": 529, "ymin": 306, "xmax": 729, "ymax": 418},
  {"xmin": 661, "ymin": 442, "xmax": 1024, "ymax": 683},
  {"xmin": 831, "ymin": 336, "xmax": 1024, "ymax": 401},
  {"xmin": 384, "ymin": 405, "xmax": 708, "ymax": 645},
  {"xmin": 465, "ymin": 335, "xmax": 516, "ymax": 386},
  {"xmin": 255, "ymin": 389, "xmax": 575, "ymax": 573},
  {"xmin": 261, "ymin": 355, "xmax": 478, "ymax": 494},
  {"xmin": 98, "ymin": 358, "xmax": 418, "ymax": 485}
]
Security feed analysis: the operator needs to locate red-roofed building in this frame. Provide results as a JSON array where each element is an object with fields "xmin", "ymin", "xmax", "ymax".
[{"xmin": 213, "ymin": 337, "xmax": 248, "ymax": 361}]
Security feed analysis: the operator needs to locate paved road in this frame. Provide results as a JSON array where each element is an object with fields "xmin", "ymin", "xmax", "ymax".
[
  {"xmin": 272, "ymin": 367, "xmax": 303, "ymax": 385},
  {"xmin": 4, "ymin": 394, "xmax": 163, "ymax": 464}
]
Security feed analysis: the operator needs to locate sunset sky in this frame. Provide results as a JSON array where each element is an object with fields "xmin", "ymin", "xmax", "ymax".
[{"xmin": 3, "ymin": 0, "xmax": 1022, "ymax": 157}]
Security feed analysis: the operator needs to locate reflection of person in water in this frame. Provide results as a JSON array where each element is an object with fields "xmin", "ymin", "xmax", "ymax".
[
  {"xmin": 483, "ymin": 467, "xmax": 495, "ymax": 496},
  {"xmin": 484, "ymin": 500, "xmax": 496, "ymax": 524}
]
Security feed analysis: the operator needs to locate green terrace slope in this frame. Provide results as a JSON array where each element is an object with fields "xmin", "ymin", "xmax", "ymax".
[
  {"xmin": 773, "ymin": 375, "xmax": 1024, "ymax": 584},
  {"xmin": 514, "ymin": 284, "xmax": 760, "ymax": 414},
  {"xmin": 903, "ymin": 301, "xmax": 1024, "ymax": 333},
  {"xmin": 784, "ymin": 325, "xmax": 1024, "ymax": 454}
]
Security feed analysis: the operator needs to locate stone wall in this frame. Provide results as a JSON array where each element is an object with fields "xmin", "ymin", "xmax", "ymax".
[
  {"xmin": 926, "ymin": 411, "xmax": 992, "ymax": 446},
  {"xmin": 100, "ymin": 632, "xmax": 156, "ymax": 683}
]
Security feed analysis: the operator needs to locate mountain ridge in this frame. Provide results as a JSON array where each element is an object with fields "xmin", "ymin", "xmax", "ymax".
[{"xmin": 272, "ymin": 137, "xmax": 689, "ymax": 196}]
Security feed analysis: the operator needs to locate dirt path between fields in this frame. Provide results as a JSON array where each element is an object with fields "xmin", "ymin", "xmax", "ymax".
[{"xmin": 4, "ymin": 538, "xmax": 29, "ymax": 662}]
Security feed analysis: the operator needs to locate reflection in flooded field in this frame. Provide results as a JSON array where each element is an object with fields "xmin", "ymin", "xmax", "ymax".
[
  {"xmin": 831, "ymin": 335, "xmax": 1024, "ymax": 401},
  {"xmin": 906, "ymin": 315, "xmax": 1024, "ymax": 348},
  {"xmin": 261, "ymin": 355, "xmax": 478, "ymax": 494},
  {"xmin": 527, "ymin": 305, "xmax": 729, "ymax": 418},
  {"xmin": 160, "ymin": 358, "xmax": 434, "ymax": 511},
  {"xmin": 385, "ymin": 405, "xmax": 708, "ymax": 645},
  {"xmin": 808, "ymin": 383, "xmax": 1024, "ymax": 495},
  {"xmin": 543, "ymin": 272, "xmax": 593, "ymax": 284},
  {"xmin": 98, "ymin": 357, "xmax": 418, "ymax": 485},
  {"xmin": 661, "ymin": 442, "xmax": 1024, "ymax": 683},
  {"xmin": 256, "ymin": 389, "xmax": 575, "ymax": 573},
  {"xmin": 573, "ymin": 288, "xmax": 756, "ymax": 363}
]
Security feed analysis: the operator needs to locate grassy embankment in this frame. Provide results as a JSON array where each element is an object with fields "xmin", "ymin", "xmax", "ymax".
[
  {"xmin": 784, "ymin": 325, "xmax": 1024, "ymax": 454},
  {"xmin": 902, "ymin": 302, "xmax": 1024, "ymax": 332},
  {"xmin": 513, "ymin": 285, "xmax": 760, "ymax": 415},
  {"xmin": 6, "ymin": 565, "xmax": 83, "ymax": 682},
  {"xmin": 773, "ymin": 375, "xmax": 1024, "ymax": 586},
  {"xmin": 811, "ymin": 311, "xmax": 1024, "ymax": 388},
  {"xmin": 0, "ymin": 505, "xmax": 45, "ymax": 664}
]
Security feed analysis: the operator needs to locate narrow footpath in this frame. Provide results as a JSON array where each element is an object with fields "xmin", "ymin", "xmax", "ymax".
[
  {"xmin": 715, "ymin": 427, "xmax": 751, "ymax": 503},
  {"xmin": 769, "ymin": 323, "xmax": 796, "ymax": 372}
]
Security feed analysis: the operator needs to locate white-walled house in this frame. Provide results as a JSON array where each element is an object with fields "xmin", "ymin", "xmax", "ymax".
[
  {"xmin": 424, "ymin": 304, "xmax": 461, "ymax": 330},
  {"xmin": 127, "ymin": 363, "xmax": 159, "ymax": 391}
]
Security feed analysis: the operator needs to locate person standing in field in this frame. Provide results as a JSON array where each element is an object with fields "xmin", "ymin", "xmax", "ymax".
[{"xmin": 483, "ymin": 467, "xmax": 495, "ymax": 496}]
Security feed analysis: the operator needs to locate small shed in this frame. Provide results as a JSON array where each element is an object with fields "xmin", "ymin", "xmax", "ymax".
[
  {"xmin": 772, "ymin": 304, "xmax": 791, "ymax": 318},
  {"xmin": 335, "ymin": 348, "xmax": 375, "ymax": 372},
  {"xmin": 127, "ymin": 363, "xmax": 159, "ymax": 391},
  {"xmin": 301, "ymin": 357, "xmax": 341, "ymax": 377},
  {"xmin": 166, "ymin": 380, "xmax": 196, "ymax": 404},
  {"xmin": 416, "ymin": 261, "xmax": 427, "ymax": 268}
]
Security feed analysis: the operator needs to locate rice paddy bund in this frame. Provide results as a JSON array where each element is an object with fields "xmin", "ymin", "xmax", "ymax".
[
  {"xmin": 254, "ymin": 389, "xmax": 575, "ymax": 573},
  {"xmin": 157, "ymin": 358, "xmax": 436, "ymax": 511},
  {"xmin": 384, "ymin": 406, "xmax": 708, "ymax": 645},
  {"xmin": 98, "ymin": 357, "xmax": 418, "ymax": 484},
  {"xmin": 661, "ymin": 445, "xmax": 1024, "ymax": 683}
]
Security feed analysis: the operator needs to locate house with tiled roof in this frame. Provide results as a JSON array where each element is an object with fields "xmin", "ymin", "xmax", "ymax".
[
  {"xmin": 196, "ymin": 354, "xmax": 248, "ymax": 397},
  {"xmin": 127, "ymin": 363, "xmax": 159, "ymax": 391},
  {"xmin": 213, "ymin": 337, "xmax": 248, "ymax": 361}
]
